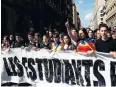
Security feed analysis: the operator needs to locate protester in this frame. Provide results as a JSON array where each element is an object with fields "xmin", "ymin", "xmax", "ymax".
[
  {"xmin": 111, "ymin": 27, "xmax": 116, "ymax": 40},
  {"xmin": 3, "ymin": 35, "xmax": 8, "ymax": 40},
  {"xmin": 110, "ymin": 52, "xmax": 116, "ymax": 58},
  {"xmin": 95, "ymin": 29, "xmax": 101, "ymax": 40},
  {"xmin": 107, "ymin": 28, "xmax": 112, "ymax": 39},
  {"xmin": 1, "ymin": 36, "xmax": 10, "ymax": 51},
  {"xmin": 9, "ymin": 34, "xmax": 14, "ymax": 47},
  {"xmin": 51, "ymin": 33, "xmax": 61, "ymax": 52},
  {"xmin": 41, "ymin": 35, "xmax": 52, "ymax": 49},
  {"xmin": 26, "ymin": 32, "xmax": 35, "ymax": 47},
  {"xmin": 76, "ymin": 29, "xmax": 95, "ymax": 55},
  {"xmin": 34, "ymin": 33, "xmax": 42, "ymax": 48},
  {"xmin": 58, "ymin": 35, "xmax": 74, "ymax": 51},
  {"xmin": 48, "ymin": 30, "xmax": 54, "ymax": 43},
  {"xmin": 86, "ymin": 28, "xmax": 90, "ymax": 33},
  {"xmin": 45, "ymin": 30, "xmax": 49, "ymax": 37},
  {"xmin": 88, "ymin": 29, "xmax": 94, "ymax": 39},
  {"xmin": 12, "ymin": 33, "xmax": 25, "ymax": 48},
  {"xmin": 1, "ymin": 21, "xmax": 116, "ymax": 57},
  {"xmin": 65, "ymin": 21, "xmax": 79, "ymax": 46},
  {"xmin": 59, "ymin": 33, "xmax": 64, "ymax": 43},
  {"xmin": 95, "ymin": 24, "xmax": 116, "ymax": 53}
]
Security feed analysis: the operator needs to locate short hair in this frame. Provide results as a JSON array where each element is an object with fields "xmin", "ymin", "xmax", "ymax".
[
  {"xmin": 95, "ymin": 29, "xmax": 100, "ymax": 33},
  {"xmin": 99, "ymin": 23, "xmax": 108, "ymax": 30},
  {"xmin": 71, "ymin": 28, "xmax": 77, "ymax": 32},
  {"xmin": 35, "ymin": 33, "xmax": 40, "ymax": 37},
  {"xmin": 59, "ymin": 33, "xmax": 64, "ymax": 38},
  {"xmin": 28, "ymin": 32, "xmax": 34, "ymax": 36},
  {"xmin": 15, "ymin": 33, "xmax": 21, "ymax": 37},
  {"xmin": 53, "ymin": 33, "xmax": 59, "ymax": 38}
]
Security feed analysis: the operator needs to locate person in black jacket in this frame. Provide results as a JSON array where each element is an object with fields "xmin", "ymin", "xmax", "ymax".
[
  {"xmin": 34, "ymin": 32, "xmax": 42, "ymax": 48},
  {"xmin": 9, "ymin": 34, "xmax": 15, "ymax": 48},
  {"xmin": 26, "ymin": 32, "xmax": 36, "ymax": 47},
  {"xmin": 95, "ymin": 24, "xmax": 116, "ymax": 53},
  {"xmin": 40, "ymin": 35, "xmax": 52, "ymax": 49},
  {"xmin": 12, "ymin": 33, "xmax": 25, "ymax": 48}
]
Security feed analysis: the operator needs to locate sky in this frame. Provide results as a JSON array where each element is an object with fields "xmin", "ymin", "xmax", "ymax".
[{"xmin": 75, "ymin": 0, "xmax": 94, "ymax": 28}]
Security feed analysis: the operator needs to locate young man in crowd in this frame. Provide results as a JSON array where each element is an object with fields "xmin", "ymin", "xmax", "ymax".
[
  {"xmin": 111, "ymin": 26, "xmax": 116, "ymax": 40},
  {"xmin": 51, "ymin": 33, "xmax": 61, "ymax": 52},
  {"xmin": 26, "ymin": 32, "xmax": 35, "ymax": 47},
  {"xmin": 107, "ymin": 27, "xmax": 112, "ymax": 39},
  {"xmin": 9, "ymin": 34, "xmax": 15, "ymax": 47},
  {"xmin": 12, "ymin": 33, "xmax": 25, "ymax": 48},
  {"xmin": 95, "ymin": 24, "xmax": 116, "ymax": 53},
  {"xmin": 34, "ymin": 33, "xmax": 42, "ymax": 48}
]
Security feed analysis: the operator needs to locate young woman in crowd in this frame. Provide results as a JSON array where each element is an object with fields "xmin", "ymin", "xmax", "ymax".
[
  {"xmin": 88, "ymin": 30, "xmax": 94, "ymax": 39},
  {"xmin": 58, "ymin": 35, "xmax": 74, "ymax": 51},
  {"xmin": 107, "ymin": 28, "xmax": 112, "ymax": 39},
  {"xmin": 9, "ymin": 34, "xmax": 15, "ymax": 47},
  {"xmin": 41, "ymin": 35, "xmax": 52, "ymax": 49},
  {"xmin": 1, "ymin": 36, "xmax": 10, "ymax": 51},
  {"xmin": 48, "ymin": 30, "xmax": 54, "ymax": 43},
  {"xmin": 76, "ymin": 29, "xmax": 95, "ymax": 55},
  {"xmin": 111, "ymin": 28, "xmax": 116, "ymax": 40},
  {"xmin": 86, "ymin": 28, "xmax": 90, "ymax": 33},
  {"xmin": 59, "ymin": 33, "xmax": 64, "ymax": 43},
  {"xmin": 95, "ymin": 29, "xmax": 101, "ymax": 40},
  {"xmin": 65, "ymin": 21, "xmax": 95, "ymax": 55}
]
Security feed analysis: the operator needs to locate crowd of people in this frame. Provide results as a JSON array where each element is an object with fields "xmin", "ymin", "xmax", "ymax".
[{"xmin": 1, "ymin": 22, "xmax": 116, "ymax": 58}]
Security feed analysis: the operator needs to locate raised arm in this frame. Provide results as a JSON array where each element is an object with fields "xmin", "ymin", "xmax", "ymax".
[{"xmin": 65, "ymin": 22, "xmax": 78, "ymax": 43}]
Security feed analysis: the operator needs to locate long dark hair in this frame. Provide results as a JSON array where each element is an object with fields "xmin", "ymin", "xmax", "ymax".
[
  {"xmin": 79, "ymin": 28, "xmax": 89, "ymax": 39},
  {"xmin": 63, "ymin": 34, "xmax": 71, "ymax": 46}
]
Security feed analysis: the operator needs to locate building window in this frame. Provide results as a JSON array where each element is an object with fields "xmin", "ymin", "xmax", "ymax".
[
  {"xmin": 100, "ymin": 10, "xmax": 103, "ymax": 13},
  {"xmin": 101, "ymin": 18, "xmax": 103, "ymax": 21},
  {"xmin": 101, "ymin": 22, "xmax": 103, "ymax": 24},
  {"xmin": 100, "ymin": 14, "xmax": 103, "ymax": 17}
]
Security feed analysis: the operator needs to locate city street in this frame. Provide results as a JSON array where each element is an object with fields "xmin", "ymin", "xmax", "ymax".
[{"xmin": 1, "ymin": 0, "xmax": 116, "ymax": 87}]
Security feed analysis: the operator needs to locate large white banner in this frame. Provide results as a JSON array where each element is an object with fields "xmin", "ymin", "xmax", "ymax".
[{"xmin": 1, "ymin": 48, "xmax": 116, "ymax": 87}]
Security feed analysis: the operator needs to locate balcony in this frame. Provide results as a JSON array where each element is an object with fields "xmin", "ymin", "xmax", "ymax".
[{"xmin": 106, "ymin": 5, "xmax": 116, "ymax": 20}]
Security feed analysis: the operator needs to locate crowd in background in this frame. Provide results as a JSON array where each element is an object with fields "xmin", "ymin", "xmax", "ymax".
[{"xmin": 1, "ymin": 22, "xmax": 116, "ymax": 58}]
